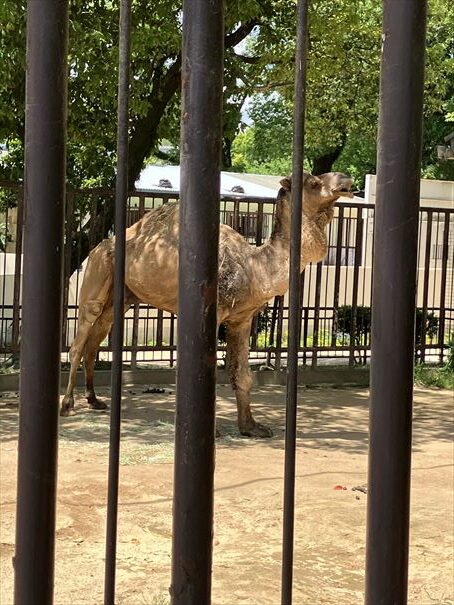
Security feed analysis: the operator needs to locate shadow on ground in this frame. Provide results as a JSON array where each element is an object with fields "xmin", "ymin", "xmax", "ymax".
[{"xmin": 0, "ymin": 385, "xmax": 452, "ymax": 456}]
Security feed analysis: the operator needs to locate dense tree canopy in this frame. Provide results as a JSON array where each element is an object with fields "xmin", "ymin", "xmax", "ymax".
[
  {"xmin": 231, "ymin": 0, "xmax": 454, "ymax": 185},
  {"xmin": 0, "ymin": 0, "xmax": 274, "ymax": 186},
  {"xmin": 1, "ymin": 0, "xmax": 453, "ymax": 191}
]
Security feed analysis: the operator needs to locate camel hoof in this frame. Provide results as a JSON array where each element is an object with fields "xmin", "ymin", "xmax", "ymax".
[
  {"xmin": 240, "ymin": 423, "xmax": 273, "ymax": 439},
  {"xmin": 88, "ymin": 398, "xmax": 108, "ymax": 411},
  {"xmin": 60, "ymin": 407, "xmax": 76, "ymax": 417},
  {"xmin": 60, "ymin": 397, "xmax": 75, "ymax": 417}
]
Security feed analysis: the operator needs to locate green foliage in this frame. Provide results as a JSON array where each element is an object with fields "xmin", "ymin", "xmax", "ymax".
[
  {"xmin": 232, "ymin": 0, "xmax": 454, "ymax": 183},
  {"xmin": 443, "ymin": 336, "xmax": 454, "ymax": 372},
  {"xmin": 336, "ymin": 305, "xmax": 439, "ymax": 349},
  {"xmin": 414, "ymin": 360, "xmax": 454, "ymax": 390},
  {"xmin": 415, "ymin": 310, "xmax": 439, "ymax": 345},
  {"xmin": 1, "ymin": 0, "xmax": 452, "ymax": 195},
  {"xmin": 0, "ymin": 0, "xmax": 273, "ymax": 188},
  {"xmin": 0, "ymin": 222, "xmax": 12, "ymax": 252},
  {"xmin": 232, "ymin": 96, "xmax": 294, "ymax": 175},
  {"xmin": 336, "ymin": 305, "xmax": 372, "ymax": 343}
]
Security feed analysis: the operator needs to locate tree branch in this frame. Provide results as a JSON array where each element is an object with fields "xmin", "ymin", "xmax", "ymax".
[
  {"xmin": 254, "ymin": 80, "xmax": 293, "ymax": 93},
  {"xmin": 234, "ymin": 53, "xmax": 261, "ymax": 64},
  {"xmin": 128, "ymin": 56, "xmax": 182, "ymax": 186},
  {"xmin": 127, "ymin": 19, "xmax": 261, "ymax": 186},
  {"xmin": 225, "ymin": 20, "xmax": 260, "ymax": 48}
]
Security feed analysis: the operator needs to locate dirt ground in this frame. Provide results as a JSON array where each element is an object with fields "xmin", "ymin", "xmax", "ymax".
[{"xmin": 0, "ymin": 384, "xmax": 453, "ymax": 605}]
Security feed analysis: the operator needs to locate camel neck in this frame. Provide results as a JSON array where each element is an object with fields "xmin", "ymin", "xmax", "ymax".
[{"xmin": 270, "ymin": 188, "xmax": 291, "ymax": 250}]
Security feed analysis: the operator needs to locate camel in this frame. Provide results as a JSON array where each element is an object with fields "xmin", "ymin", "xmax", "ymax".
[{"xmin": 61, "ymin": 171, "xmax": 353, "ymax": 437}]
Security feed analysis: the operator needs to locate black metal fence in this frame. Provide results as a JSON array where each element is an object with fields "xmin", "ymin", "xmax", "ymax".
[
  {"xmin": 1, "ymin": 181, "xmax": 453, "ymax": 367},
  {"xmin": 8, "ymin": 1, "xmax": 435, "ymax": 604}
]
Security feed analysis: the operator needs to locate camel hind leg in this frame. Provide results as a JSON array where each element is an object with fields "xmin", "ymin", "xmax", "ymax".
[
  {"xmin": 60, "ymin": 240, "xmax": 113, "ymax": 416},
  {"xmin": 83, "ymin": 305, "xmax": 113, "ymax": 410},
  {"xmin": 83, "ymin": 293, "xmax": 134, "ymax": 409}
]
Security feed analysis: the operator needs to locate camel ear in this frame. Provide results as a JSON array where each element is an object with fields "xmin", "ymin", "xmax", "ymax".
[
  {"xmin": 279, "ymin": 176, "xmax": 292, "ymax": 191},
  {"xmin": 305, "ymin": 174, "xmax": 322, "ymax": 189}
]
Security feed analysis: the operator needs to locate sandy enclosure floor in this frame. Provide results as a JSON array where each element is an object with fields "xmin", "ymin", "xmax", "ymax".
[{"xmin": 0, "ymin": 385, "xmax": 453, "ymax": 605}]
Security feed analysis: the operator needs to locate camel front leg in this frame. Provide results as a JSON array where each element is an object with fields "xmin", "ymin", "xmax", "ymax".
[{"xmin": 226, "ymin": 319, "xmax": 273, "ymax": 438}]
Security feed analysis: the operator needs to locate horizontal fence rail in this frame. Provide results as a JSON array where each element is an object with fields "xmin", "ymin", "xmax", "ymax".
[{"xmin": 0, "ymin": 181, "xmax": 453, "ymax": 368}]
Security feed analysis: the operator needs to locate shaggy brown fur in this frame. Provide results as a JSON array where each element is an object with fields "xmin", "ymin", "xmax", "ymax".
[{"xmin": 61, "ymin": 171, "xmax": 353, "ymax": 437}]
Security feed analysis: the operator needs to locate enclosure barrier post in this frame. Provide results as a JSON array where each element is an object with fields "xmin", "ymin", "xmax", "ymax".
[
  {"xmin": 437, "ymin": 212, "xmax": 450, "ymax": 363},
  {"xmin": 14, "ymin": 1, "xmax": 69, "ymax": 603},
  {"xmin": 104, "ymin": 1, "xmax": 131, "ymax": 603},
  {"xmin": 11, "ymin": 190, "xmax": 24, "ymax": 354},
  {"xmin": 170, "ymin": 0, "xmax": 224, "ymax": 602},
  {"xmin": 365, "ymin": 1, "xmax": 427, "ymax": 603},
  {"xmin": 281, "ymin": 0, "xmax": 308, "ymax": 602}
]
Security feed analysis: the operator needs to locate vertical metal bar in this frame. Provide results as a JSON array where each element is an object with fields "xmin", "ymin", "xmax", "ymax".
[
  {"xmin": 14, "ymin": 1, "xmax": 68, "ymax": 603},
  {"xmin": 130, "ymin": 194, "xmax": 145, "ymax": 368},
  {"xmin": 437, "ymin": 212, "xmax": 450, "ymax": 363},
  {"xmin": 368, "ymin": 205, "xmax": 376, "ymax": 362},
  {"xmin": 300, "ymin": 273, "xmax": 308, "ymax": 365},
  {"xmin": 11, "ymin": 189, "xmax": 24, "ymax": 353},
  {"xmin": 104, "ymin": 1, "xmax": 131, "ymax": 603},
  {"xmin": 360, "ymin": 209, "xmax": 369, "ymax": 364},
  {"xmin": 1, "ymin": 207, "xmax": 9, "ymax": 348},
  {"xmin": 275, "ymin": 295, "xmax": 284, "ymax": 371},
  {"xmin": 88, "ymin": 196, "xmax": 98, "ymax": 251},
  {"xmin": 349, "ymin": 209, "xmax": 364, "ymax": 366},
  {"xmin": 232, "ymin": 199, "xmax": 240, "ymax": 232},
  {"xmin": 171, "ymin": 0, "xmax": 224, "ymax": 602},
  {"xmin": 269, "ymin": 295, "xmax": 279, "ymax": 346},
  {"xmin": 256, "ymin": 203, "xmax": 264, "ymax": 247},
  {"xmin": 130, "ymin": 303, "xmax": 139, "ymax": 369},
  {"xmin": 311, "ymin": 261, "xmax": 322, "ymax": 368},
  {"xmin": 430, "ymin": 214, "xmax": 441, "ymax": 332},
  {"xmin": 420, "ymin": 210, "xmax": 432, "ymax": 362},
  {"xmin": 61, "ymin": 191, "xmax": 74, "ymax": 350},
  {"xmin": 365, "ymin": 2, "xmax": 427, "ymax": 604},
  {"xmin": 169, "ymin": 312, "xmax": 175, "ymax": 368},
  {"xmin": 251, "ymin": 314, "xmax": 259, "ymax": 350},
  {"xmin": 331, "ymin": 206, "xmax": 344, "ymax": 347},
  {"xmin": 156, "ymin": 308, "xmax": 164, "ymax": 346},
  {"xmin": 281, "ymin": 0, "xmax": 308, "ymax": 602}
]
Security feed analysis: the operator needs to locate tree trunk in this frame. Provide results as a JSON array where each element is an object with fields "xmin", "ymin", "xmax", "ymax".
[
  {"xmin": 311, "ymin": 139, "xmax": 346, "ymax": 175},
  {"xmin": 68, "ymin": 21, "xmax": 260, "ymax": 273},
  {"xmin": 222, "ymin": 137, "xmax": 233, "ymax": 169}
]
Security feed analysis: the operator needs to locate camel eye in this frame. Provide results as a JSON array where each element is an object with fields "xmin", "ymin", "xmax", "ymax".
[{"xmin": 309, "ymin": 177, "xmax": 321, "ymax": 189}]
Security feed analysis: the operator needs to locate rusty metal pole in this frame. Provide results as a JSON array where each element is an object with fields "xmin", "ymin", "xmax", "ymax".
[
  {"xmin": 14, "ymin": 1, "xmax": 68, "ymax": 603},
  {"xmin": 281, "ymin": 0, "xmax": 308, "ymax": 603},
  {"xmin": 365, "ymin": 1, "xmax": 427, "ymax": 603},
  {"xmin": 103, "ymin": 1, "xmax": 131, "ymax": 604},
  {"xmin": 170, "ymin": 0, "xmax": 224, "ymax": 602}
]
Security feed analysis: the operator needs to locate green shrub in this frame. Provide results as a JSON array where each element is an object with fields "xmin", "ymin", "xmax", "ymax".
[{"xmin": 336, "ymin": 305, "xmax": 439, "ymax": 348}]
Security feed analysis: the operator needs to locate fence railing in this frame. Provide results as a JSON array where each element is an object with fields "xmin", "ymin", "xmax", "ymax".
[{"xmin": 1, "ymin": 181, "xmax": 453, "ymax": 367}]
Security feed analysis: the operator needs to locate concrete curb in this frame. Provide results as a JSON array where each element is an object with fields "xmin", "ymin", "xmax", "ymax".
[{"xmin": 0, "ymin": 366, "xmax": 370, "ymax": 392}]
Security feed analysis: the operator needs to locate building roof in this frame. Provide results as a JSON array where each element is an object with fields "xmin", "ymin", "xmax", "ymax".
[
  {"xmin": 135, "ymin": 165, "xmax": 280, "ymax": 198},
  {"xmin": 135, "ymin": 165, "xmax": 368, "ymax": 203}
]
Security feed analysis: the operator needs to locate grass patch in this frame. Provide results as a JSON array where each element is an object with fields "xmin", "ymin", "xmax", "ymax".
[{"xmin": 414, "ymin": 364, "xmax": 454, "ymax": 390}]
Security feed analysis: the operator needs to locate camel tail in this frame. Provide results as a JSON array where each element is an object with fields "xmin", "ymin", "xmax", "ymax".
[{"xmin": 77, "ymin": 239, "xmax": 114, "ymax": 326}]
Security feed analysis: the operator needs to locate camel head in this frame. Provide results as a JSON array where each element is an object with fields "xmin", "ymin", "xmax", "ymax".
[{"xmin": 279, "ymin": 171, "xmax": 354, "ymax": 218}]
